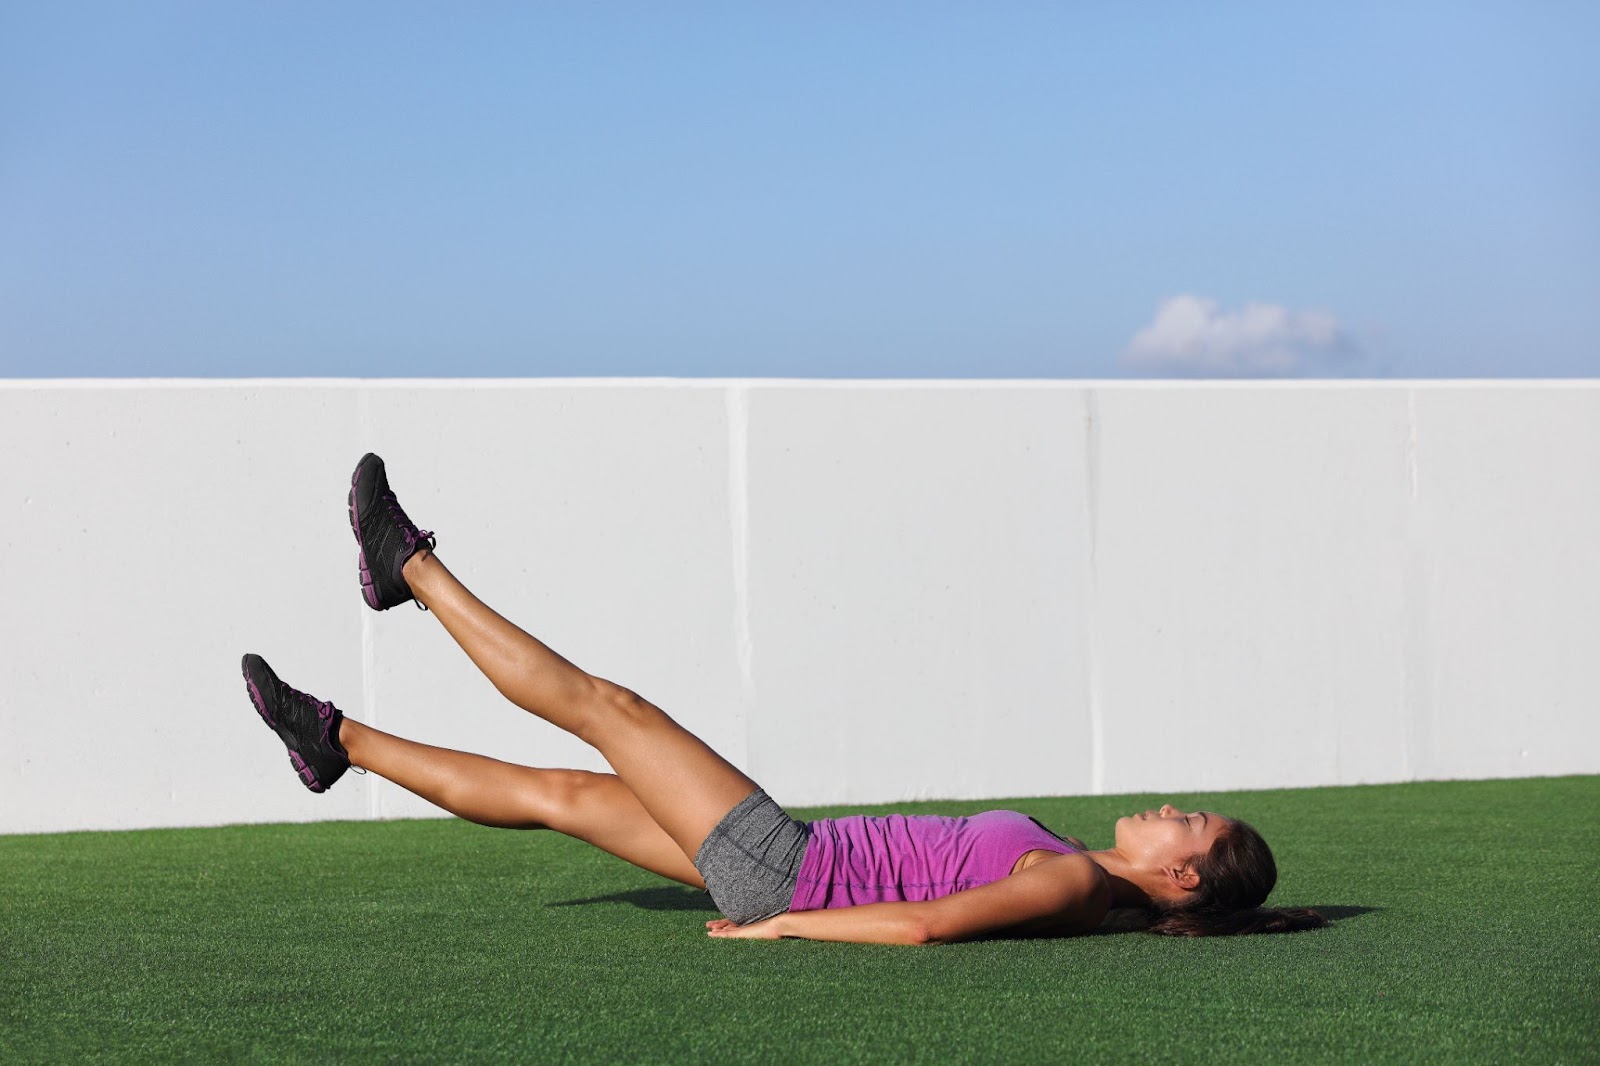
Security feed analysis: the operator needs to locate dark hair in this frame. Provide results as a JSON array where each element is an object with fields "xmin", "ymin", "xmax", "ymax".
[{"xmin": 1146, "ymin": 819, "xmax": 1328, "ymax": 937}]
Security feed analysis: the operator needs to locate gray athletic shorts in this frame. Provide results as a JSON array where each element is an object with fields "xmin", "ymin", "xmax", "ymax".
[{"xmin": 692, "ymin": 788, "xmax": 810, "ymax": 925}]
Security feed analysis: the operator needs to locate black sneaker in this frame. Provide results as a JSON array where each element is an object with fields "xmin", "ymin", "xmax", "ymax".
[
  {"xmin": 241, "ymin": 654, "xmax": 350, "ymax": 793},
  {"xmin": 348, "ymin": 453, "xmax": 435, "ymax": 611}
]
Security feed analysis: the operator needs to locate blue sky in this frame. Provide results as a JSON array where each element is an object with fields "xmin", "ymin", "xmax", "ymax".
[{"xmin": 2, "ymin": 3, "xmax": 1596, "ymax": 378}]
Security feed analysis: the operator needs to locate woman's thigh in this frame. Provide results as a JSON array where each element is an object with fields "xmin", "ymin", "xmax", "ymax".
[{"xmin": 543, "ymin": 770, "xmax": 707, "ymax": 889}]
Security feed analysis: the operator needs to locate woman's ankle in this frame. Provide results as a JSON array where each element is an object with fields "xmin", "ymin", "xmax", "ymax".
[
  {"xmin": 337, "ymin": 717, "xmax": 368, "ymax": 763},
  {"xmin": 401, "ymin": 546, "xmax": 438, "ymax": 588}
]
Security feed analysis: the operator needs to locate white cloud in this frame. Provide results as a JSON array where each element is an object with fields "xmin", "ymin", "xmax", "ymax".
[{"xmin": 1122, "ymin": 294, "xmax": 1353, "ymax": 377}]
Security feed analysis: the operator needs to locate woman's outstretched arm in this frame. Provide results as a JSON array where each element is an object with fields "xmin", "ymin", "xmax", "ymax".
[{"xmin": 706, "ymin": 853, "xmax": 1110, "ymax": 946}]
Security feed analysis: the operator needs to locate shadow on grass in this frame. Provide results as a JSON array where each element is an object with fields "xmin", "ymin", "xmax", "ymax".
[
  {"xmin": 1308, "ymin": 904, "xmax": 1381, "ymax": 922},
  {"xmin": 547, "ymin": 886, "xmax": 719, "ymax": 912},
  {"xmin": 544, "ymin": 890, "xmax": 1381, "ymax": 930},
  {"xmin": 992, "ymin": 904, "xmax": 1382, "ymax": 941},
  {"xmin": 1091, "ymin": 903, "xmax": 1379, "ymax": 935}
]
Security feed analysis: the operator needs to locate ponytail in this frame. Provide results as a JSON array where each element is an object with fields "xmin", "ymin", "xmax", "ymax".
[{"xmin": 1146, "ymin": 819, "xmax": 1328, "ymax": 937}]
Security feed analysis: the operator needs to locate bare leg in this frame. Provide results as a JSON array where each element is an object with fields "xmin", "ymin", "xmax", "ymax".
[
  {"xmin": 395, "ymin": 550, "xmax": 758, "ymax": 865},
  {"xmin": 338, "ymin": 718, "xmax": 705, "ymax": 888}
]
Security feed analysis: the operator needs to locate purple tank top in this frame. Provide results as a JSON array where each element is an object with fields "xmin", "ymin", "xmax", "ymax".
[{"xmin": 788, "ymin": 811, "xmax": 1080, "ymax": 912}]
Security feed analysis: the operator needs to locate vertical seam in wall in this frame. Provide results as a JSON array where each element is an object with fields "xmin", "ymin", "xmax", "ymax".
[
  {"xmin": 1401, "ymin": 387, "xmax": 1421, "ymax": 782},
  {"xmin": 727, "ymin": 384, "xmax": 755, "ymax": 777},
  {"xmin": 359, "ymin": 385, "xmax": 380, "ymax": 821},
  {"xmin": 1083, "ymin": 389, "xmax": 1105, "ymax": 795}
]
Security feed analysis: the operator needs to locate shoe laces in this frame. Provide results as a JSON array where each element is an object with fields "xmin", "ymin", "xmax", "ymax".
[
  {"xmin": 379, "ymin": 488, "xmax": 436, "ymax": 611},
  {"xmin": 282, "ymin": 683, "xmax": 361, "ymax": 769},
  {"xmin": 381, "ymin": 489, "xmax": 420, "ymax": 536},
  {"xmin": 286, "ymin": 684, "xmax": 335, "ymax": 723}
]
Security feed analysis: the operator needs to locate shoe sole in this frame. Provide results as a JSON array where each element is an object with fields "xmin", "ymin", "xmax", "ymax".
[
  {"xmin": 348, "ymin": 454, "xmax": 382, "ymax": 611},
  {"xmin": 241, "ymin": 654, "xmax": 327, "ymax": 793}
]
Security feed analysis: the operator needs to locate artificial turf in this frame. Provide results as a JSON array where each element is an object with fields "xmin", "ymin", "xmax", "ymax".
[{"xmin": 2, "ymin": 776, "xmax": 1596, "ymax": 1063}]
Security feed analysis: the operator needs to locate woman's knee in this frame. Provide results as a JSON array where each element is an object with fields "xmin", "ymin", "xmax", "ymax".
[
  {"xmin": 455, "ymin": 768, "xmax": 594, "ymax": 832},
  {"xmin": 536, "ymin": 769, "xmax": 617, "ymax": 835},
  {"xmin": 574, "ymin": 677, "xmax": 661, "ymax": 745}
]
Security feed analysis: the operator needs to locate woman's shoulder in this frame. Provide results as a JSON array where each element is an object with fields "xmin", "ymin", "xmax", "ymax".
[
  {"xmin": 1043, "ymin": 853, "xmax": 1112, "ymax": 913},
  {"xmin": 1001, "ymin": 852, "xmax": 1112, "ymax": 935}
]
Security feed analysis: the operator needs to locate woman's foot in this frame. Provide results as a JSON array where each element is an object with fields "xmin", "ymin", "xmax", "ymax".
[
  {"xmin": 241, "ymin": 654, "xmax": 350, "ymax": 793},
  {"xmin": 348, "ymin": 453, "xmax": 436, "ymax": 611}
]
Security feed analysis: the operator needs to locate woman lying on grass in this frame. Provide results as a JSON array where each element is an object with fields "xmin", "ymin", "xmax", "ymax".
[{"xmin": 241, "ymin": 454, "xmax": 1327, "ymax": 945}]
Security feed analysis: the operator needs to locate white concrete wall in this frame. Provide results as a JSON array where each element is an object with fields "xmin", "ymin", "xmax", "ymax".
[{"xmin": 2, "ymin": 381, "xmax": 1595, "ymax": 834}]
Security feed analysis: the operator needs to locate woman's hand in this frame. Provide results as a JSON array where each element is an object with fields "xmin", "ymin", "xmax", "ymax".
[{"xmin": 705, "ymin": 917, "xmax": 783, "ymax": 939}]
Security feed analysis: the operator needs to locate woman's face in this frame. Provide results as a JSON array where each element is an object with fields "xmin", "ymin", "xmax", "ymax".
[{"xmin": 1114, "ymin": 804, "xmax": 1229, "ymax": 894}]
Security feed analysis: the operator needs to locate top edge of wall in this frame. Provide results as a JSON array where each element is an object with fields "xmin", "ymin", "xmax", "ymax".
[{"xmin": 3, "ymin": 378, "xmax": 1598, "ymax": 390}]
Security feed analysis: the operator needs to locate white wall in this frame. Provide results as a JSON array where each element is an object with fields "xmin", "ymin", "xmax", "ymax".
[{"xmin": 2, "ymin": 381, "xmax": 1595, "ymax": 834}]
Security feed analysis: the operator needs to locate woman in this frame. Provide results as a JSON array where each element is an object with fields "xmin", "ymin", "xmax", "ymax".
[{"xmin": 242, "ymin": 454, "xmax": 1326, "ymax": 944}]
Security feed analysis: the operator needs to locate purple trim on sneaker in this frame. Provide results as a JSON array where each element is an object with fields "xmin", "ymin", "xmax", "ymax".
[
  {"xmin": 247, "ymin": 676, "xmax": 272, "ymax": 727},
  {"xmin": 350, "ymin": 464, "xmax": 382, "ymax": 609},
  {"xmin": 360, "ymin": 551, "xmax": 378, "ymax": 608},
  {"xmin": 290, "ymin": 751, "xmax": 322, "ymax": 791},
  {"xmin": 316, "ymin": 701, "xmax": 341, "ymax": 755}
]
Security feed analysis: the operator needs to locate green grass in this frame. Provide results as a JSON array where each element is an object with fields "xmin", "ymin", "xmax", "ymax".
[{"xmin": 3, "ymin": 777, "xmax": 1596, "ymax": 1063}]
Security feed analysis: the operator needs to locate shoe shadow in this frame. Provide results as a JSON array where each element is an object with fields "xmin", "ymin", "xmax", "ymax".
[{"xmin": 546, "ymin": 886, "xmax": 719, "ymax": 913}]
